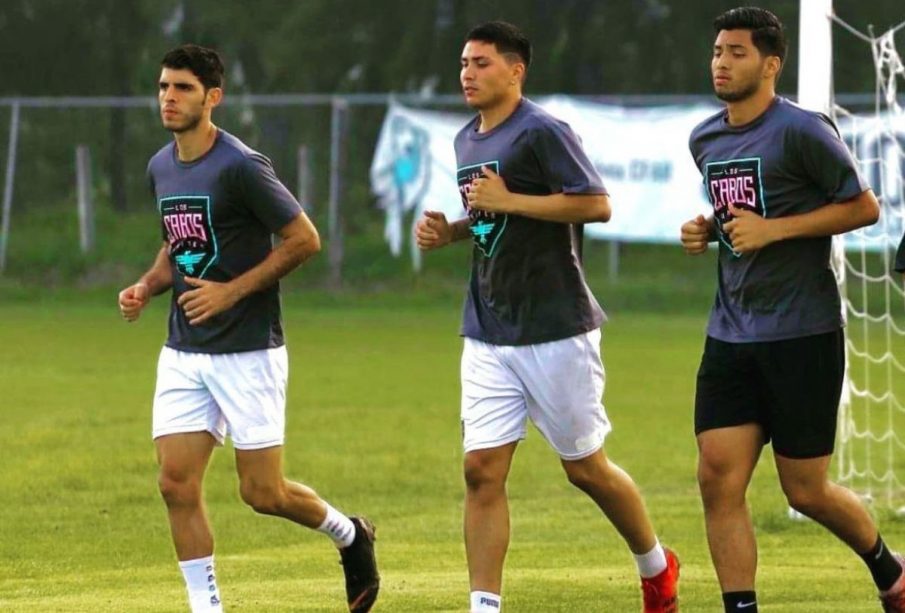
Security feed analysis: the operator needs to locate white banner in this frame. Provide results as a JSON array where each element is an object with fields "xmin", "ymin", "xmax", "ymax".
[
  {"xmin": 370, "ymin": 98, "xmax": 905, "ymax": 264},
  {"xmin": 837, "ymin": 111, "xmax": 905, "ymax": 251},
  {"xmin": 538, "ymin": 96, "xmax": 717, "ymax": 241}
]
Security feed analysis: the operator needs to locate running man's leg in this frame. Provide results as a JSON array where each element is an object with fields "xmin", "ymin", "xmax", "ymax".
[
  {"xmin": 561, "ymin": 449, "xmax": 656, "ymax": 554},
  {"xmin": 464, "ymin": 442, "xmax": 518, "ymax": 597},
  {"xmin": 156, "ymin": 432, "xmax": 217, "ymax": 560},
  {"xmin": 694, "ymin": 335, "xmax": 767, "ymax": 609},
  {"xmin": 775, "ymin": 453, "xmax": 878, "ymax": 551},
  {"xmin": 235, "ymin": 445, "xmax": 331, "ymax": 527},
  {"xmin": 512, "ymin": 329, "xmax": 678, "ymax": 609},
  {"xmin": 153, "ymin": 347, "xmax": 227, "ymax": 611},
  {"xmin": 234, "ymin": 446, "xmax": 379, "ymax": 612},
  {"xmin": 216, "ymin": 342, "xmax": 378, "ymax": 611},
  {"xmin": 762, "ymin": 331, "xmax": 904, "ymax": 596},
  {"xmin": 697, "ymin": 424, "xmax": 763, "ymax": 593},
  {"xmin": 460, "ymin": 337, "xmax": 528, "ymax": 611},
  {"xmin": 562, "ymin": 449, "xmax": 680, "ymax": 612},
  {"xmin": 156, "ymin": 431, "xmax": 222, "ymax": 611}
]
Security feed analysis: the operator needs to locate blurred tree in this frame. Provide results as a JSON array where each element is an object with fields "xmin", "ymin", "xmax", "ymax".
[
  {"xmin": 0, "ymin": 0, "xmax": 901, "ymax": 220},
  {"xmin": 1, "ymin": 0, "xmax": 901, "ymax": 98}
]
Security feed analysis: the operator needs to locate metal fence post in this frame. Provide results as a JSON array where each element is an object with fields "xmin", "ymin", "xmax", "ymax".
[
  {"xmin": 76, "ymin": 145, "xmax": 95, "ymax": 253},
  {"xmin": 297, "ymin": 144, "xmax": 312, "ymax": 214},
  {"xmin": 608, "ymin": 240, "xmax": 620, "ymax": 281},
  {"xmin": 327, "ymin": 97, "xmax": 348, "ymax": 287},
  {"xmin": 0, "ymin": 102, "xmax": 21, "ymax": 274}
]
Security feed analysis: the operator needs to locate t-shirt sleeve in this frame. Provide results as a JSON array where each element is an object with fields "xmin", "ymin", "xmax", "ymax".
[
  {"xmin": 147, "ymin": 163, "xmax": 167, "ymax": 241},
  {"xmin": 796, "ymin": 113, "xmax": 868, "ymax": 203},
  {"xmin": 237, "ymin": 153, "xmax": 302, "ymax": 232},
  {"xmin": 688, "ymin": 127, "xmax": 704, "ymax": 176},
  {"xmin": 147, "ymin": 164, "xmax": 156, "ymax": 200},
  {"xmin": 529, "ymin": 121, "xmax": 607, "ymax": 195}
]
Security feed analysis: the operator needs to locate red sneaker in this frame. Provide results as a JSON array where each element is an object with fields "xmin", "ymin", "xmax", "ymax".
[
  {"xmin": 641, "ymin": 547, "xmax": 679, "ymax": 613},
  {"xmin": 880, "ymin": 554, "xmax": 905, "ymax": 613}
]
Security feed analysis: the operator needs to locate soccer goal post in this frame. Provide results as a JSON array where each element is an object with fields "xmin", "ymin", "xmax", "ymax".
[{"xmin": 814, "ymin": 2, "xmax": 905, "ymax": 515}]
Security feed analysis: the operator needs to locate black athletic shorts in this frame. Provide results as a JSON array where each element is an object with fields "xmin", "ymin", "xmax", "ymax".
[{"xmin": 694, "ymin": 329, "xmax": 845, "ymax": 459}]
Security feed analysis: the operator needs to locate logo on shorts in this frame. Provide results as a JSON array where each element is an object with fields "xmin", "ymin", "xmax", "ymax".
[
  {"xmin": 160, "ymin": 195, "xmax": 219, "ymax": 277},
  {"xmin": 457, "ymin": 161, "xmax": 507, "ymax": 257},
  {"xmin": 704, "ymin": 157, "xmax": 767, "ymax": 256}
]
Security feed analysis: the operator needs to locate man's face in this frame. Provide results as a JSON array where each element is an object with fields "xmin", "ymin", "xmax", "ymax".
[
  {"xmin": 158, "ymin": 67, "xmax": 216, "ymax": 133},
  {"xmin": 460, "ymin": 40, "xmax": 521, "ymax": 110},
  {"xmin": 711, "ymin": 29, "xmax": 776, "ymax": 103}
]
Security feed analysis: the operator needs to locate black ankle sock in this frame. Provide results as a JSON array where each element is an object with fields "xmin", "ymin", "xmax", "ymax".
[
  {"xmin": 860, "ymin": 534, "xmax": 903, "ymax": 592},
  {"xmin": 722, "ymin": 591, "xmax": 757, "ymax": 612}
]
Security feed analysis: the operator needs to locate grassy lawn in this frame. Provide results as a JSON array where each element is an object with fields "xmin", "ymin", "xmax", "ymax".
[{"xmin": 1, "ymin": 292, "xmax": 902, "ymax": 611}]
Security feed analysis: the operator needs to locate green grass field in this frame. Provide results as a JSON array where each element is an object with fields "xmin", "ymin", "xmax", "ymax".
[{"xmin": 2, "ymin": 289, "xmax": 904, "ymax": 612}]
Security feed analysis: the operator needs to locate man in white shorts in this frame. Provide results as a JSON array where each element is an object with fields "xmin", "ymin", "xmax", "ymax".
[
  {"xmin": 118, "ymin": 44, "xmax": 378, "ymax": 613},
  {"xmin": 415, "ymin": 21, "xmax": 679, "ymax": 613}
]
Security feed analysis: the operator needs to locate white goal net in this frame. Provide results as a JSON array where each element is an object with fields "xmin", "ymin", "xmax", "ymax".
[{"xmin": 834, "ymin": 17, "xmax": 905, "ymax": 514}]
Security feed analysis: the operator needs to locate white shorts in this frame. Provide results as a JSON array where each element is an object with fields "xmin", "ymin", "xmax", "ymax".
[
  {"xmin": 152, "ymin": 346, "xmax": 288, "ymax": 450},
  {"xmin": 460, "ymin": 329, "xmax": 611, "ymax": 460}
]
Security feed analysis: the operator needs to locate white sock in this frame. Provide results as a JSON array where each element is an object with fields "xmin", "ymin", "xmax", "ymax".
[
  {"xmin": 470, "ymin": 590, "xmax": 502, "ymax": 612},
  {"xmin": 317, "ymin": 503, "xmax": 356, "ymax": 548},
  {"xmin": 634, "ymin": 540, "xmax": 668, "ymax": 578},
  {"xmin": 178, "ymin": 555, "xmax": 223, "ymax": 612}
]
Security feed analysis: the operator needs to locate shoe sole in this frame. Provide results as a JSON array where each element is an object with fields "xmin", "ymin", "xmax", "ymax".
[{"xmin": 349, "ymin": 585, "xmax": 379, "ymax": 612}]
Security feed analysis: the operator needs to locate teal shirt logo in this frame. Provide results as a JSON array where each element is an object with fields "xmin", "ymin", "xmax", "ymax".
[
  {"xmin": 159, "ymin": 195, "xmax": 219, "ymax": 277},
  {"xmin": 457, "ymin": 161, "xmax": 508, "ymax": 257}
]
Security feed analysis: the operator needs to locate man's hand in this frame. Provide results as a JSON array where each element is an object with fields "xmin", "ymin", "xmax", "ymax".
[
  {"xmin": 415, "ymin": 210, "xmax": 453, "ymax": 251},
  {"xmin": 467, "ymin": 166, "xmax": 512, "ymax": 214},
  {"xmin": 680, "ymin": 214, "xmax": 712, "ymax": 255},
  {"xmin": 723, "ymin": 204, "xmax": 779, "ymax": 253},
  {"xmin": 118, "ymin": 281, "xmax": 150, "ymax": 322},
  {"xmin": 177, "ymin": 277, "xmax": 241, "ymax": 325}
]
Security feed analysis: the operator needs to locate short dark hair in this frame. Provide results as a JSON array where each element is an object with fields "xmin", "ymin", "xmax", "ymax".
[
  {"xmin": 713, "ymin": 7, "xmax": 787, "ymax": 64},
  {"xmin": 161, "ymin": 44, "xmax": 225, "ymax": 90},
  {"xmin": 465, "ymin": 21, "xmax": 531, "ymax": 69}
]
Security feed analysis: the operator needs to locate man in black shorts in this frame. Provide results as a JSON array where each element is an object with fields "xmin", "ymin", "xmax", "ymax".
[{"xmin": 681, "ymin": 7, "xmax": 903, "ymax": 613}]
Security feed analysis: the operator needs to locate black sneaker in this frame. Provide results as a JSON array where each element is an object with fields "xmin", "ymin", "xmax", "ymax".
[{"xmin": 339, "ymin": 516, "xmax": 380, "ymax": 612}]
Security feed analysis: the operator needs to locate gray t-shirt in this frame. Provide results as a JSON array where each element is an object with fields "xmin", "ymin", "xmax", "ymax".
[
  {"xmin": 147, "ymin": 130, "xmax": 302, "ymax": 353},
  {"xmin": 689, "ymin": 97, "xmax": 868, "ymax": 342},
  {"xmin": 455, "ymin": 98, "xmax": 606, "ymax": 345}
]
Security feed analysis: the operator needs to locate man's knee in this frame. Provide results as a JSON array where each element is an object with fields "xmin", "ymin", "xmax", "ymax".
[
  {"xmin": 463, "ymin": 451, "xmax": 508, "ymax": 495},
  {"xmin": 563, "ymin": 454, "xmax": 610, "ymax": 493},
  {"xmin": 781, "ymin": 480, "xmax": 828, "ymax": 517},
  {"xmin": 158, "ymin": 469, "xmax": 202, "ymax": 509},
  {"xmin": 697, "ymin": 448, "xmax": 748, "ymax": 507},
  {"xmin": 239, "ymin": 479, "xmax": 285, "ymax": 516}
]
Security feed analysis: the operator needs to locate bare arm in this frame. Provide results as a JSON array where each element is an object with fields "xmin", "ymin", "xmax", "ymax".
[
  {"xmin": 118, "ymin": 242, "xmax": 172, "ymax": 322},
  {"xmin": 178, "ymin": 212, "xmax": 320, "ymax": 325},
  {"xmin": 140, "ymin": 243, "xmax": 175, "ymax": 295},
  {"xmin": 415, "ymin": 212, "xmax": 472, "ymax": 250},
  {"xmin": 224, "ymin": 212, "xmax": 320, "ymax": 300},
  {"xmin": 467, "ymin": 166, "xmax": 610, "ymax": 224},
  {"xmin": 488, "ymin": 192, "xmax": 611, "ymax": 224},
  {"xmin": 724, "ymin": 189, "xmax": 880, "ymax": 253},
  {"xmin": 448, "ymin": 218, "xmax": 473, "ymax": 242}
]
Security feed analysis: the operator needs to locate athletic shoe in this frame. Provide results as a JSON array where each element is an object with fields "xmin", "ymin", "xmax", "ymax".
[
  {"xmin": 880, "ymin": 554, "xmax": 905, "ymax": 612},
  {"xmin": 339, "ymin": 516, "xmax": 380, "ymax": 612},
  {"xmin": 641, "ymin": 547, "xmax": 679, "ymax": 613}
]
